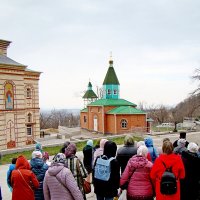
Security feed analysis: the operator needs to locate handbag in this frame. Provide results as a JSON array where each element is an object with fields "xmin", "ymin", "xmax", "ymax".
[{"xmin": 83, "ymin": 179, "xmax": 91, "ymax": 194}]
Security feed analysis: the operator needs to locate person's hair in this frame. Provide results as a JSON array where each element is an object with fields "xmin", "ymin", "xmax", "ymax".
[
  {"xmin": 163, "ymin": 138, "xmax": 170, "ymax": 143},
  {"xmin": 124, "ymin": 135, "xmax": 134, "ymax": 146},
  {"xmin": 177, "ymin": 139, "xmax": 186, "ymax": 146},
  {"xmin": 162, "ymin": 141, "xmax": 174, "ymax": 155},
  {"xmin": 137, "ymin": 145, "xmax": 148, "ymax": 157},
  {"xmin": 12, "ymin": 158, "xmax": 17, "ymax": 164}
]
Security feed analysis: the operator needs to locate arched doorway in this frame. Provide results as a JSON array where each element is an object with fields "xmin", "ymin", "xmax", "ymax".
[{"xmin": 93, "ymin": 115, "xmax": 98, "ymax": 131}]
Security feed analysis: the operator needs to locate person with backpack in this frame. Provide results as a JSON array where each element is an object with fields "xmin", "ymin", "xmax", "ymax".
[
  {"xmin": 120, "ymin": 145, "xmax": 154, "ymax": 200},
  {"xmin": 144, "ymin": 137, "xmax": 158, "ymax": 163},
  {"xmin": 150, "ymin": 141, "xmax": 185, "ymax": 200},
  {"xmin": 93, "ymin": 141, "xmax": 120, "ymax": 200},
  {"xmin": 180, "ymin": 142, "xmax": 200, "ymax": 200}
]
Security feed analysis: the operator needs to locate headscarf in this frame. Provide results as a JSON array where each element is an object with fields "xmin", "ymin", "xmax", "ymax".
[
  {"xmin": 100, "ymin": 139, "xmax": 108, "ymax": 149},
  {"xmin": 87, "ymin": 139, "xmax": 93, "ymax": 147},
  {"xmin": 188, "ymin": 142, "xmax": 199, "ymax": 153},
  {"xmin": 103, "ymin": 141, "xmax": 117, "ymax": 158},
  {"xmin": 137, "ymin": 145, "xmax": 148, "ymax": 157},
  {"xmin": 53, "ymin": 153, "xmax": 66, "ymax": 164},
  {"xmin": 35, "ymin": 143, "xmax": 42, "ymax": 152},
  {"xmin": 32, "ymin": 150, "xmax": 42, "ymax": 159},
  {"xmin": 65, "ymin": 143, "xmax": 77, "ymax": 158},
  {"xmin": 137, "ymin": 141, "xmax": 145, "ymax": 148}
]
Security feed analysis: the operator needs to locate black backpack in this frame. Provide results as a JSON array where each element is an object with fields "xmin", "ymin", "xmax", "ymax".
[{"xmin": 160, "ymin": 161, "xmax": 177, "ymax": 195}]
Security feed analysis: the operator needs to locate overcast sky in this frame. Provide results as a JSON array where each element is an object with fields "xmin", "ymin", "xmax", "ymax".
[{"xmin": 1, "ymin": 0, "xmax": 200, "ymax": 109}]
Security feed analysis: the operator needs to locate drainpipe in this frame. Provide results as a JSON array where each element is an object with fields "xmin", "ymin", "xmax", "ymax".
[
  {"xmin": 114, "ymin": 114, "xmax": 117, "ymax": 134},
  {"xmin": 102, "ymin": 106, "xmax": 104, "ymax": 134}
]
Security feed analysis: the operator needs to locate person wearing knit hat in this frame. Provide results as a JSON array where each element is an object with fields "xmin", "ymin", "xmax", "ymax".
[
  {"xmin": 173, "ymin": 138, "xmax": 187, "ymax": 155},
  {"xmin": 173, "ymin": 132, "xmax": 189, "ymax": 148},
  {"xmin": 181, "ymin": 142, "xmax": 200, "ymax": 200},
  {"xmin": 32, "ymin": 150, "xmax": 43, "ymax": 159},
  {"xmin": 116, "ymin": 135, "xmax": 137, "ymax": 174},
  {"xmin": 35, "ymin": 143, "xmax": 42, "ymax": 152},
  {"xmin": 83, "ymin": 140, "xmax": 94, "ymax": 182}
]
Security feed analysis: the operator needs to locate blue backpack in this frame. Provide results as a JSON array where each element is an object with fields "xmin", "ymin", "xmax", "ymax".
[{"xmin": 94, "ymin": 155, "xmax": 114, "ymax": 181}]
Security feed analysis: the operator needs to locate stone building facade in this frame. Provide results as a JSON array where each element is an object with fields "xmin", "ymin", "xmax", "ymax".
[{"xmin": 0, "ymin": 39, "xmax": 41, "ymax": 150}]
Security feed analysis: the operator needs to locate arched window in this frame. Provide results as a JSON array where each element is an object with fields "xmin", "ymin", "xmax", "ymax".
[
  {"xmin": 84, "ymin": 116, "xmax": 87, "ymax": 123},
  {"xmin": 27, "ymin": 88, "xmax": 31, "ymax": 98},
  {"xmin": 121, "ymin": 119, "xmax": 127, "ymax": 128},
  {"xmin": 107, "ymin": 89, "xmax": 111, "ymax": 95},
  {"xmin": 114, "ymin": 89, "xmax": 117, "ymax": 95},
  {"xmin": 4, "ymin": 82, "xmax": 14, "ymax": 110},
  {"xmin": 28, "ymin": 113, "xmax": 32, "ymax": 123}
]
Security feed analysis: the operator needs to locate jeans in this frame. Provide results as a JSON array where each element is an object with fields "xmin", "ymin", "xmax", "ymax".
[{"xmin": 96, "ymin": 195, "xmax": 113, "ymax": 200}]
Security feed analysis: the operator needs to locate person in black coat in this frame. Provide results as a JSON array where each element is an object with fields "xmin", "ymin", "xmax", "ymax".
[
  {"xmin": 173, "ymin": 132, "xmax": 189, "ymax": 148},
  {"xmin": 180, "ymin": 142, "xmax": 200, "ymax": 200},
  {"xmin": 93, "ymin": 141, "xmax": 120, "ymax": 200},
  {"xmin": 116, "ymin": 135, "xmax": 137, "ymax": 174}
]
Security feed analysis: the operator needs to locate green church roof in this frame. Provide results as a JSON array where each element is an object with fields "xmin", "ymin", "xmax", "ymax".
[
  {"xmin": 107, "ymin": 106, "xmax": 146, "ymax": 114},
  {"xmin": 103, "ymin": 60, "xmax": 120, "ymax": 85},
  {"xmin": 88, "ymin": 98, "xmax": 137, "ymax": 107},
  {"xmin": 81, "ymin": 108, "xmax": 88, "ymax": 112},
  {"xmin": 83, "ymin": 90, "xmax": 98, "ymax": 99}
]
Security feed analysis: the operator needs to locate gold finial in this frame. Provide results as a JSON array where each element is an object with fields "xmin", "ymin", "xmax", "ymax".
[{"xmin": 109, "ymin": 51, "xmax": 113, "ymax": 64}]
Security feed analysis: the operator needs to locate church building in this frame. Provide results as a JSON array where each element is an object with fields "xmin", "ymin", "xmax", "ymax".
[
  {"xmin": 80, "ymin": 59, "xmax": 148, "ymax": 134},
  {"xmin": 0, "ymin": 39, "xmax": 41, "ymax": 150}
]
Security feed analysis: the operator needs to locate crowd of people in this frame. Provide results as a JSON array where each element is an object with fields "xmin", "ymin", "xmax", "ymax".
[{"xmin": 1, "ymin": 131, "xmax": 200, "ymax": 200}]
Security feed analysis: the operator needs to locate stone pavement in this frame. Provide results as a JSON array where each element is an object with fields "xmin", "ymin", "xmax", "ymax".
[{"xmin": 0, "ymin": 131, "xmax": 200, "ymax": 200}]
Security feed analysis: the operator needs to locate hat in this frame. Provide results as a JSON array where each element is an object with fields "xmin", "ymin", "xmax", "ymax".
[
  {"xmin": 35, "ymin": 143, "xmax": 42, "ymax": 151},
  {"xmin": 87, "ymin": 139, "xmax": 93, "ymax": 147},
  {"xmin": 187, "ymin": 142, "xmax": 198, "ymax": 153},
  {"xmin": 53, "ymin": 153, "xmax": 66, "ymax": 164},
  {"xmin": 180, "ymin": 132, "xmax": 186, "ymax": 139},
  {"xmin": 32, "ymin": 150, "xmax": 42, "ymax": 159},
  {"xmin": 42, "ymin": 152, "xmax": 49, "ymax": 160}
]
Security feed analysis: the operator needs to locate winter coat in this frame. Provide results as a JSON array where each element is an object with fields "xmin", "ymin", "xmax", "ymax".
[
  {"xmin": 83, "ymin": 145, "xmax": 93, "ymax": 173},
  {"xmin": 7, "ymin": 164, "xmax": 15, "ymax": 191},
  {"xmin": 43, "ymin": 163, "xmax": 84, "ymax": 200},
  {"xmin": 30, "ymin": 157, "xmax": 48, "ymax": 200},
  {"xmin": 120, "ymin": 155, "xmax": 154, "ymax": 199},
  {"xmin": 145, "ymin": 137, "xmax": 158, "ymax": 163},
  {"xmin": 150, "ymin": 153, "xmax": 185, "ymax": 200},
  {"xmin": 180, "ymin": 150, "xmax": 200, "ymax": 200},
  {"xmin": 116, "ymin": 145, "xmax": 137, "ymax": 174},
  {"xmin": 93, "ymin": 141, "xmax": 120, "ymax": 198},
  {"xmin": 11, "ymin": 156, "xmax": 39, "ymax": 200}
]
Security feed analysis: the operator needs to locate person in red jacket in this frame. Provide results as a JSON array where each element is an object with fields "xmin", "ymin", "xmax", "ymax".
[
  {"xmin": 11, "ymin": 155, "xmax": 39, "ymax": 200},
  {"xmin": 150, "ymin": 141, "xmax": 185, "ymax": 200}
]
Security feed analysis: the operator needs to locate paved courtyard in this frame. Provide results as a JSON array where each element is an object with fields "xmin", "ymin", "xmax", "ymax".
[{"xmin": 0, "ymin": 131, "xmax": 199, "ymax": 200}]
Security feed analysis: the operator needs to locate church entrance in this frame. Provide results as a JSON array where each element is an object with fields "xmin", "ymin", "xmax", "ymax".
[{"xmin": 93, "ymin": 115, "xmax": 98, "ymax": 131}]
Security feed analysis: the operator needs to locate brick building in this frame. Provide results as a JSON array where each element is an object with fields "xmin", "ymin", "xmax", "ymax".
[
  {"xmin": 0, "ymin": 39, "xmax": 41, "ymax": 150},
  {"xmin": 80, "ymin": 59, "xmax": 148, "ymax": 134}
]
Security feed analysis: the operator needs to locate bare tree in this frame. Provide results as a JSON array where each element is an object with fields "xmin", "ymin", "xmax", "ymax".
[{"xmin": 191, "ymin": 68, "xmax": 200, "ymax": 95}]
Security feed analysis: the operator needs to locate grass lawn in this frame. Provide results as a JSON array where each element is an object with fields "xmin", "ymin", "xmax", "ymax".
[{"xmin": 0, "ymin": 135, "xmax": 143, "ymax": 165}]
